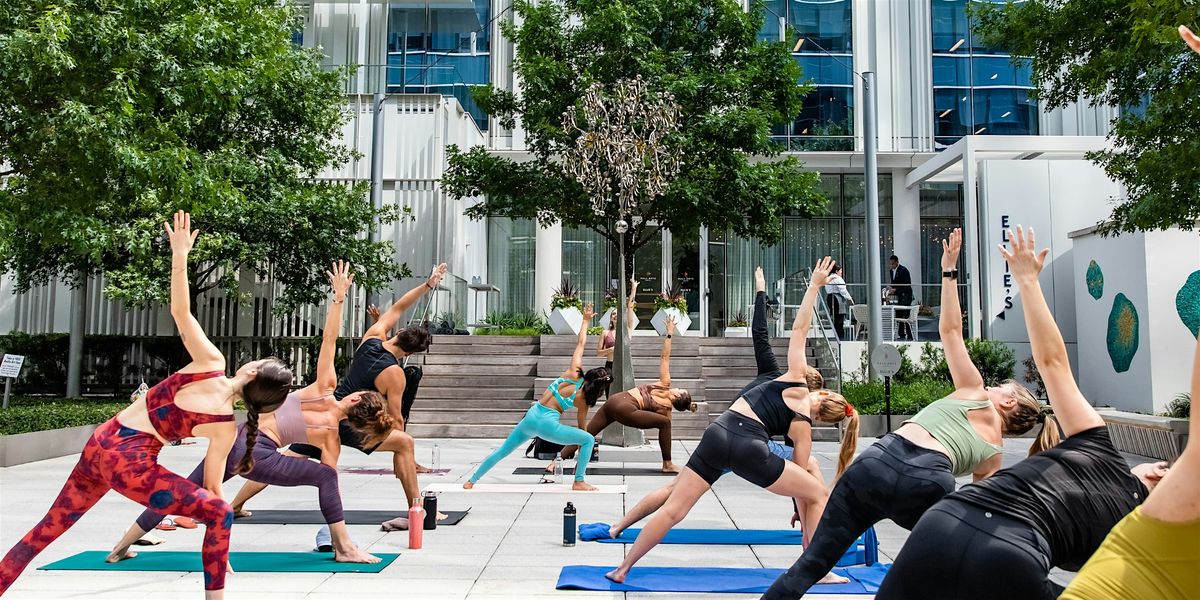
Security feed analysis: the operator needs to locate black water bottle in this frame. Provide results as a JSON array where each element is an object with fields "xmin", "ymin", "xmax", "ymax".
[
  {"xmin": 563, "ymin": 502, "xmax": 577, "ymax": 547},
  {"xmin": 423, "ymin": 491, "xmax": 438, "ymax": 530}
]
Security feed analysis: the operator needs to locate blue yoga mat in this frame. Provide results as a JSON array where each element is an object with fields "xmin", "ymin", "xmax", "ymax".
[
  {"xmin": 556, "ymin": 564, "xmax": 891, "ymax": 594},
  {"xmin": 39, "ymin": 551, "xmax": 399, "ymax": 573},
  {"xmin": 589, "ymin": 526, "xmax": 879, "ymax": 567}
]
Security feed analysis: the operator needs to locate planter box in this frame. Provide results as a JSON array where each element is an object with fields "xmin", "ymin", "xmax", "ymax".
[
  {"xmin": 548, "ymin": 306, "xmax": 584, "ymax": 335},
  {"xmin": 0, "ymin": 423, "xmax": 101, "ymax": 467},
  {"xmin": 856, "ymin": 415, "xmax": 914, "ymax": 438},
  {"xmin": 1099, "ymin": 409, "xmax": 1190, "ymax": 461},
  {"xmin": 651, "ymin": 307, "xmax": 691, "ymax": 336},
  {"xmin": 724, "ymin": 326, "xmax": 749, "ymax": 338}
]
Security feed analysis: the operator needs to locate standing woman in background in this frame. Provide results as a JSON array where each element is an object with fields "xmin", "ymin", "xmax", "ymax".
[
  {"xmin": 0, "ymin": 212, "xmax": 294, "ymax": 599},
  {"xmin": 465, "ymin": 304, "xmax": 611, "ymax": 491},
  {"xmin": 598, "ymin": 280, "xmax": 639, "ymax": 373},
  {"xmin": 561, "ymin": 316, "xmax": 695, "ymax": 474}
]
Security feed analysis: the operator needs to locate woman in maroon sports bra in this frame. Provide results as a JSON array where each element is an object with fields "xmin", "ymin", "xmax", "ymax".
[{"xmin": 0, "ymin": 212, "xmax": 293, "ymax": 599}]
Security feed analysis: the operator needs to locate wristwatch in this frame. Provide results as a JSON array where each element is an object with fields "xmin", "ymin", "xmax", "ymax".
[{"xmin": 942, "ymin": 269, "xmax": 959, "ymax": 280}]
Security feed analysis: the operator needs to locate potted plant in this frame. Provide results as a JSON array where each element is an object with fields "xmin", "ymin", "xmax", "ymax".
[
  {"xmin": 651, "ymin": 282, "xmax": 691, "ymax": 336},
  {"xmin": 600, "ymin": 280, "xmax": 640, "ymax": 332},
  {"xmin": 724, "ymin": 310, "xmax": 749, "ymax": 337},
  {"xmin": 548, "ymin": 278, "xmax": 586, "ymax": 335}
]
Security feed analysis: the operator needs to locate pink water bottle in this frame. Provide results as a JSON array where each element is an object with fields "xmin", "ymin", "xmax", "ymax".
[{"xmin": 408, "ymin": 497, "xmax": 425, "ymax": 549}]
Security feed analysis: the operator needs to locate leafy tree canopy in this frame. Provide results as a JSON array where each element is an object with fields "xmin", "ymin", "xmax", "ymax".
[
  {"xmin": 0, "ymin": 0, "xmax": 407, "ymax": 312},
  {"xmin": 442, "ymin": 0, "xmax": 828, "ymax": 251},
  {"xmin": 974, "ymin": 0, "xmax": 1200, "ymax": 233}
]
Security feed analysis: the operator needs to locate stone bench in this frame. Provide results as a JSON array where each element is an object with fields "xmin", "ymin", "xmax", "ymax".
[{"xmin": 1098, "ymin": 409, "xmax": 1189, "ymax": 461}]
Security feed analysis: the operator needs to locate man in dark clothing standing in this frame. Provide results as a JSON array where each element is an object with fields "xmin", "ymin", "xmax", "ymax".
[{"xmin": 889, "ymin": 255, "xmax": 914, "ymax": 339}]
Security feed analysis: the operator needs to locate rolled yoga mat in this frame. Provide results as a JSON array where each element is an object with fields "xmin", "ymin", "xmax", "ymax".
[
  {"xmin": 237, "ymin": 509, "xmax": 470, "ymax": 526},
  {"xmin": 39, "ymin": 551, "xmax": 399, "ymax": 574},
  {"xmin": 585, "ymin": 525, "xmax": 879, "ymax": 567},
  {"xmin": 556, "ymin": 564, "xmax": 891, "ymax": 594},
  {"xmin": 511, "ymin": 466, "xmax": 672, "ymax": 476}
]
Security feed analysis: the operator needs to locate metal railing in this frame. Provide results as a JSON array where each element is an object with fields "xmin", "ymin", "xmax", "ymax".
[{"xmin": 772, "ymin": 277, "xmax": 969, "ymax": 343}]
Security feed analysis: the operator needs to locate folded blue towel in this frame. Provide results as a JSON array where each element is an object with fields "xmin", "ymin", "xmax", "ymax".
[{"xmin": 578, "ymin": 522, "xmax": 613, "ymax": 541}]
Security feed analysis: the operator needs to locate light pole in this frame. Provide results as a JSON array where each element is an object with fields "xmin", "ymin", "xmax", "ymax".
[{"xmin": 562, "ymin": 77, "xmax": 682, "ymax": 445}]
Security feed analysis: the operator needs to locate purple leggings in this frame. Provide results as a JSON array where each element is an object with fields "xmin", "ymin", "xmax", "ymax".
[{"xmin": 135, "ymin": 426, "xmax": 343, "ymax": 531}]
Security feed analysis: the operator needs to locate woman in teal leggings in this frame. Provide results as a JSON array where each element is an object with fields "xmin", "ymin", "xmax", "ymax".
[{"xmin": 465, "ymin": 304, "xmax": 612, "ymax": 491}]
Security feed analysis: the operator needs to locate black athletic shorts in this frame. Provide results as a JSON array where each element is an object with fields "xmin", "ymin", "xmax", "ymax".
[
  {"xmin": 686, "ymin": 411, "xmax": 786, "ymax": 488},
  {"xmin": 291, "ymin": 419, "xmax": 383, "ymax": 459}
]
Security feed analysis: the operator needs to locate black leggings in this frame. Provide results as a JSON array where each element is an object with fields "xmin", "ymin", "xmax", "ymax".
[
  {"xmin": 685, "ymin": 412, "xmax": 785, "ymax": 487},
  {"xmin": 876, "ymin": 498, "xmax": 1062, "ymax": 600},
  {"xmin": 762, "ymin": 433, "xmax": 956, "ymax": 599}
]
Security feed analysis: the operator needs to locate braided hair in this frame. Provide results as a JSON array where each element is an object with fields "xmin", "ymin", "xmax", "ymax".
[{"xmin": 235, "ymin": 358, "xmax": 293, "ymax": 475}]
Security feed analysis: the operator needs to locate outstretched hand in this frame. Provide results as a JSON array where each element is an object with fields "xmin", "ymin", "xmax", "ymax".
[
  {"xmin": 810, "ymin": 257, "xmax": 834, "ymax": 287},
  {"xmin": 366, "ymin": 304, "xmax": 381, "ymax": 323},
  {"xmin": 941, "ymin": 228, "xmax": 963, "ymax": 270},
  {"xmin": 582, "ymin": 303, "xmax": 595, "ymax": 322},
  {"xmin": 327, "ymin": 260, "xmax": 355, "ymax": 301},
  {"xmin": 665, "ymin": 315, "xmax": 676, "ymax": 335},
  {"xmin": 427, "ymin": 263, "xmax": 449, "ymax": 289},
  {"xmin": 163, "ymin": 210, "xmax": 199, "ymax": 255},
  {"xmin": 754, "ymin": 266, "xmax": 766, "ymax": 293},
  {"xmin": 998, "ymin": 226, "xmax": 1049, "ymax": 284},
  {"xmin": 1182, "ymin": 25, "xmax": 1200, "ymax": 55}
]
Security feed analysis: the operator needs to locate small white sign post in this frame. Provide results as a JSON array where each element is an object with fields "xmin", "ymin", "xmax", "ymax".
[
  {"xmin": 1, "ymin": 354, "xmax": 25, "ymax": 409},
  {"xmin": 871, "ymin": 345, "xmax": 902, "ymax": 434}
]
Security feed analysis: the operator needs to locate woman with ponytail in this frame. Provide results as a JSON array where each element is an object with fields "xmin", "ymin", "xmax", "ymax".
[
  {"xmin": 875, "ymin": 225, "xmax": 1173, "ymax": 600},
  {"xmin": 106, "ymin": 261, "xmax": 392, "ymax": 565},
  {"xmin": 765, "ymin": 229, "xmax": 1040, "ymax": 599},
  {"xmin": 606, "ymin": 258, "xmax": 843, "ymax": 585},
  {"xmin": 0, "ymin": 212, "xmax": 293, "ymax": 599},
  {"xmin": 560, "ymin": 315, "xmax": 695, "ymax": 474}
]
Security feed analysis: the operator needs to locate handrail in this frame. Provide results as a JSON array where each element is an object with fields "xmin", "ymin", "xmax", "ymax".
[{"xmin": 773, "ymin": 272, "xmax": 841, "ymax": 391}]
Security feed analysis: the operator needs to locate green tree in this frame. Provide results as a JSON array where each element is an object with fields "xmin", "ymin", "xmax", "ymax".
[
  {"xmin": 441, "ymin": 0, "xmax": 828, "ymax": 259},
  {"xmin": 973, "ymin": 0, "xmax": 1200, "ymax": 233},
  {"xmin": 0, "ymin": 0, "xmax": 407, "ymax": 312}
]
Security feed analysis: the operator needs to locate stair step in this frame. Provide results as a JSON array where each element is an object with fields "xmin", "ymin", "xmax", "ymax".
[
  {"xmin": 424, "ymin": 345, "xmax": 538, "ymax": 355},
  {"xmin": 420, "ymin": 375, "xmax": 536, "ymax": 387},
  {"xmin": 538, "ymin": 357, "xmax": 702, "ymax": 378},
  {"xmin": 412, "ymin": 387, "xmax": 533, "ymax": 400},
  {"xmin": 422, "ymin": 364, "xmax": 536, "ymax": 375},
  {"xmin": 429, "ymin": 336, "xmax": 539, "ymax": 345},
  {"xmin": 417, "ymin": 399, "xmax": 534, "ymax": 409},
  {"xmin": 420, "ymin": 355, "xmax": 540, "ymax": 366}
]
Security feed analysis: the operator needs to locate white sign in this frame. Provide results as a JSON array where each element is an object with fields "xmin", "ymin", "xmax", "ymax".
[
  {"xmin": 0, "ymin": 354, "xmax": 25, "ymax": 378},
  {"xmin": 870, "ymin": 345, "xmax": 902, "ymax": 378}
]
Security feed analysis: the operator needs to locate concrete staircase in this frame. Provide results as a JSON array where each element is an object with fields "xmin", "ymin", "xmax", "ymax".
[{"xmin": 405, "ymin": 334, "xmax": 843, "ymax": 440}]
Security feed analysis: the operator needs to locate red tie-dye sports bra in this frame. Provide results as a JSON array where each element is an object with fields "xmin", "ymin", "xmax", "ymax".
[{"xmin": 145, "ymin": 371, "xmax": 235, "ymax": 442}]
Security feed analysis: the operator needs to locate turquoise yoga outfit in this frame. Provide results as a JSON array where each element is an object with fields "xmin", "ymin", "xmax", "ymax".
[{"xmin": 469, "ymin": 378, "xmax": 595, "ymax": 483}]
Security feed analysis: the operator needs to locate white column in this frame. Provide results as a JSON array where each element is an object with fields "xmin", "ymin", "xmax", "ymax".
[
  {"xmin": 891, "ymin": 169, "xmax": 922, "ymax": 295},
  {"xmin": 534, "ymin": 222, "xmax": 563, "ymax": 316}
]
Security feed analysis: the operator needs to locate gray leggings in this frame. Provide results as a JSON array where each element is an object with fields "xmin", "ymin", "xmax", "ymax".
[{"xmin": 135, "ymin": 427, "xmax": 343, "ymax": 531}]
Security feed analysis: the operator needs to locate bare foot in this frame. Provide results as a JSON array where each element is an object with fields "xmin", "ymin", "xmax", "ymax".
[
  {"xmin": 334, "ymin": 547, "xmax": 383, "ymax": 564},
  {"xmin": 232, "ymin": 508, "xmax": 252, "ymax": 518},
  {"xmin": 661, "ymin": 462, "xmax": 681, "ymax": 474},
  {"xmin": 605, "ymin": 569, "xmax": 627, "ymax": 584},
  {"xmin": 572, "ymin": 480, "xmax": 598, "ymax": 491},
  {"xmin": 416, "ymin": 463, "xmax": 433, "ymax": 474},
  {"xmin": 462, "ymin": 481, "xmax": 474, "ymax": 489},
  {"xmin": 105, "ymin": 548, "xmax": 137, "ymax": 563},
  {"xmin": 436, "ymin": 511, "xmax": 448, "ymax": 521},
  {"xmin": 817, "ymin": 571, "xmax": 849, "ymax": 585},
  {"xmin": 544, "ymin": 461, "xmax": 557, "ymax": 474}
]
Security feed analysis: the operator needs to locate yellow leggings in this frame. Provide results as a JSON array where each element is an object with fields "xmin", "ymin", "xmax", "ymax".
[{"xmin": 1060, "ymin": 506, "xmax": 1200, "ymax": 600}]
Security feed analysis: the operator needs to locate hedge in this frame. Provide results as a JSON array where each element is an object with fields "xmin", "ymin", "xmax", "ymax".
[
  {"xmin": 0, "ymin": 397, "xmax": 126, "ymax": 436},
  {"xmin": 841, "ymin": 378, "xmax": 957, "ymax": 416}
]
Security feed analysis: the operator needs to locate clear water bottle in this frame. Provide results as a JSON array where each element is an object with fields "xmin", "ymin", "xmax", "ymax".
[
  {"xmin": 431, "ymin": 444, "xmax": 441, "ymax": 471},
  {"xmin": 554, "ymin": 457, "xmax": 564, "ymax": 484}
]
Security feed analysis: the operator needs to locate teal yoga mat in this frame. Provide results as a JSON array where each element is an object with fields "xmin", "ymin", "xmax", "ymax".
[
  {"xmin": 556, "ymin": 564, "xmax": 891, "ymax": 594},
  {"xmin": 39, "ymin": 551, "xmax": 399, "ymax": 574}
]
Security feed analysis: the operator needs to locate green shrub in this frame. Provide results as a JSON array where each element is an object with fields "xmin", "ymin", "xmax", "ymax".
[
  {"xmin": 913, "ymin": 340, "xmax": 1015, "ymax": 386},
  {"xmin": 841, "ymin": 378, "xmax": 956, "ymax": 416},
  {"xmin": 475, "ymin": 327, "xmax": 545, "ymax": 336},
  {"xmin": 0, "ymin": 397, "xmax": 126, "ymax": 435},
  {"xmin": 587, "ymin": 326, "xmax": 604, "ymax": 335}
]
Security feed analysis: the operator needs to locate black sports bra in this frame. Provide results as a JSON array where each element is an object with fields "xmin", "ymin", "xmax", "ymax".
[{"xmin": 739, "ymin": 379, "xmax": 810, "ymax": 437}]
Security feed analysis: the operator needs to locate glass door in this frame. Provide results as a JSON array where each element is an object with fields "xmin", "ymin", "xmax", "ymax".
[
  {"xmin": 628, "ymin": 227, "xmax": 662, "ymax": 330},
  {"xmin": 668, "ymin": 228, "xmax": 702, "ymax": 334},
  {"xmin": 707, "ymin": 228, "xmax": 727, "ymax": 335}
]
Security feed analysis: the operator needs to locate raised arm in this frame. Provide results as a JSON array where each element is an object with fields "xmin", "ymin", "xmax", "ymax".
[
  {"xmin": 785, "ymin": 257, "xmax": 833, "ymax": 378},
  {"xmin": 164, "ymin": 211, "xmax": 224, "ymax": 372},
  {"xmin": 565, "ymin": 303, "xmax": 595, "ymax": 377},
  {"xmin": 1000, "ymin": 226, "xmax": 1104, "ymax": 436},
  {"xmin": 310, "ymin": 261, "xmax": 354, "ymax": 393},
  {"xmin": 364, "ymin": 263, "xmax": 447, "ymax": 341},
  {"xmin": 939, "ymin": 229, "xmax": 986, "ymax": 396},
  {"xmin": 658, "ymin": 316, "xmax": 675, "ymax": 386}
]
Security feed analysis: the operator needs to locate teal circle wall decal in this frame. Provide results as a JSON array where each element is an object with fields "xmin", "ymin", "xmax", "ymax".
[
  {"xmin": 1086, "ymin": 260, "xmax": 1104, "ymax": 300},
  {"xmin": 1177, "ymin": 270, "xmax": 1200, "ymax": 338},
  {"xmin": 1107, "ymin": 293, "xmax": 1139, "ymax": 373}
]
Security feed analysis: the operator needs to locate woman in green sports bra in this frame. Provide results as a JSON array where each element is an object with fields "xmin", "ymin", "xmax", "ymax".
[
  {"xmin": 763, "ymin": 227, "xmax": 1049, "ymax": 599},
  {"xmin": 465, "ymin": 304, "xmax": 613, "ymax": 491}
]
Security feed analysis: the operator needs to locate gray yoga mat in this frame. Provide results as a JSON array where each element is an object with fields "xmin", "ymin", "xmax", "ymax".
[
  {"xmin": 236, "ymin": 509, "xmax": 470, "ymax": 526},
  {"xmin": 511, "ymin": 466, "xmax": 672, "ymax": 476}
]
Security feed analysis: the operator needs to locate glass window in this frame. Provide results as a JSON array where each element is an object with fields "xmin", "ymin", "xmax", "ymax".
[
  {"xmin": 931, "ymin": 0, "xmax": 1037, "ymax": 146},
  {"xmin": 562, "ymin": 226, "xmax": 610, "ymax": 313},
  {"xmin": 487, "ymin": 217, "xmax": 536, "ymax": 313},
  {"xmin": 919, "ymin": 184, "xmax": 964, "ymax": 307},
  {"xmin": 387, "ymin": 0, "xmax": 491, "ymax": 129}
]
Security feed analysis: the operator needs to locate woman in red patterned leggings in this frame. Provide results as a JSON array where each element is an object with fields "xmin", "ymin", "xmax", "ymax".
[{"xmin": 0, "ymin": 212, "xmax": 293, "ymax": 599}]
